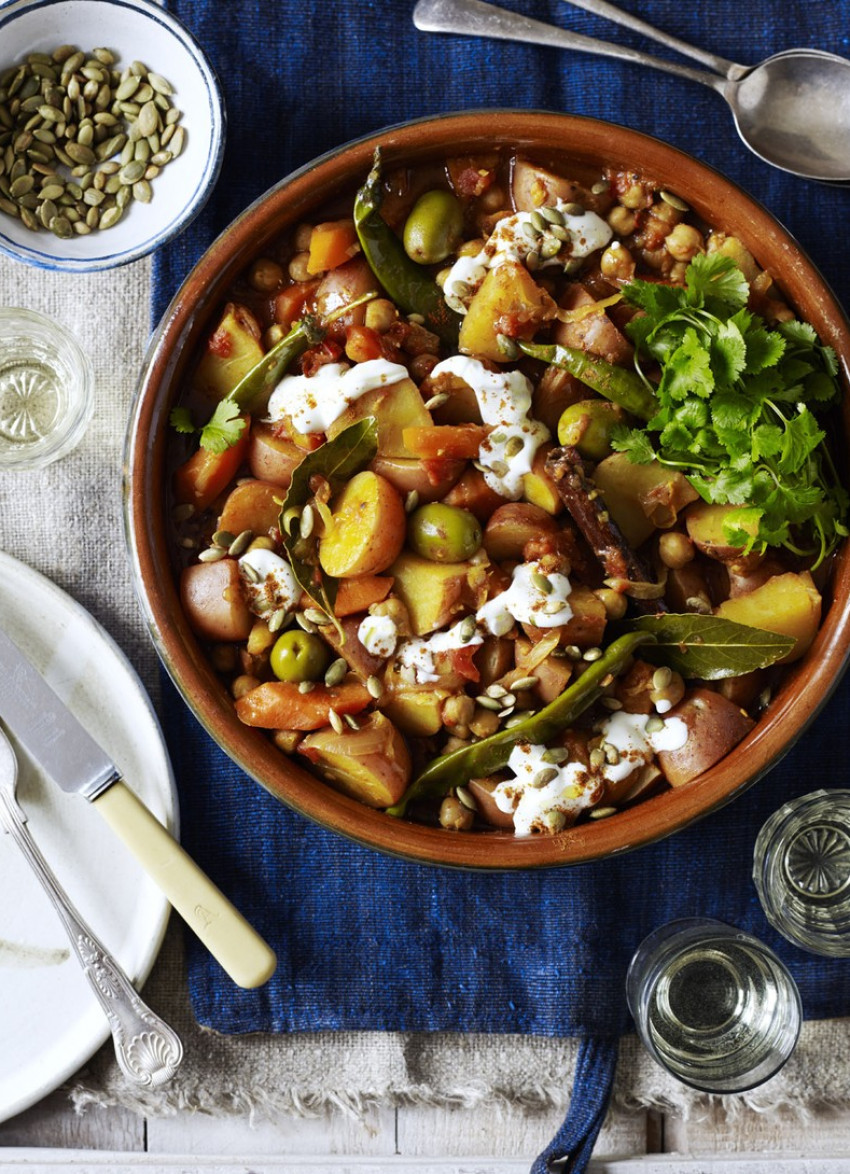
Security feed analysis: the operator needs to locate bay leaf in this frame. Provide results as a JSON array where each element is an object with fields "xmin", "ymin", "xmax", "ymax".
[
  {"xmin": 619, "ymin": 612, "xmax": 795, "ymax": 679},
  {"xmin": 281, "ymin": 417, "xmax": 379, "ymax": 629}
]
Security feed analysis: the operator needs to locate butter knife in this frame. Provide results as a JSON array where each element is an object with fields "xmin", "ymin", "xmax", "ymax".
[{"xmin": 0, "ymin": 625, "xmax": 277, "ymax": 990}]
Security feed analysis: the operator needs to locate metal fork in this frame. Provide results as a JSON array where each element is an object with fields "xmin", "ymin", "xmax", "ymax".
[{"xmin": 0, "ymin": 724, "xmax": 183, "ymax": 1087}]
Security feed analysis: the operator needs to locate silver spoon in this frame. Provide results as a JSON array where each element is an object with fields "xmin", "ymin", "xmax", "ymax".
[
  {"xmin": 413, "ymin": 0, "xmax": 850, "ymax": 183},
  {"xmin": 0, "ymin": 724, "xmax": 183, "ymax": 1088}
]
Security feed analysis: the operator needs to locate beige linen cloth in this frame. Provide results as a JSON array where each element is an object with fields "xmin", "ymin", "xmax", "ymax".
[{"xmin": 1, "ymin": 258, "xmax": 848, "ymax": 1127}]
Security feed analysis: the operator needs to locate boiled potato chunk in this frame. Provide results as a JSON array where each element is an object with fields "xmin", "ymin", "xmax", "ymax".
[
  {"xmin": 180, "ymin": 559, "xmax": 253, "ymax": 643},
  {"xmin": 318, "ymin": 471, "xmax": 406, "ymax": 578},
  {"xmin": 686, "ymin": 501, "xmax": 761, "ymax": 566},
  {"xmin": 381, "ymin": 688, "xmax": 448, "ymax": 737},
  {"xmin": 656, "ymin": 688, "xmax": 755, "ymax": 788},
  {"xmin": 326, "ymin": 377, "xmax": 432, "ymax": 458},
  {"xmin": 715, "ymin": 571, "xmax": 822, "ymax": 664},
  {"xmin": 594, "ymin": 453, "xmax": 700, "ymax": 548},
  {"xmin": 459, "ymin": 260, "xmax": 555, "ymax": 361},
  {"xmin": 298, "ymin": 712, "xmax": 411, "ymax": 808},
  {"xmin": 390, "ymin": 552, "xmax": 478, "ymax": 635},
  {"xmin": 194, "ymin": 303, "xmax": 263, "ymax": 400},
  {"xmin": 522, "ymin": 443, "xmax": 564, "ymax": 515},
  {"xmin": 483, "ymin": 503, "xmax": 559, "ymax": 562},
  {"xmin": 248, "ymin": 421, "xmax": 308, "ymax": 488},
  {"xmin": 217, "ymin": 479, "xmax": 282, "ymax": 539},
  {"xmin": 371, "ymin": 455, "xmax": 465, "ymax": 502}
]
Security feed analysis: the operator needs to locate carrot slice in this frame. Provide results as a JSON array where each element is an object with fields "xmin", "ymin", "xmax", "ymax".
[
  {"xmin": 307, "ymin": 219, "xmax": 360, "ymax": 275},
  {"xmin": 173, "ymin": 422, "xmax": 251, "ymax": 512},
  {"xmin": 334, "ymin": 575, "xmax": 393, "ymax": 617},
  {"xmin": 235, "ymin": 679, "xmax": 372, "ymax": 730},
  {"xmin": 402, "ymin": 424, "xmax": 489, "ymax": 460}
]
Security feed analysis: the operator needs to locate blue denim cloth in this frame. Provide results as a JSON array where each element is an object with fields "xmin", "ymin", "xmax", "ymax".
[{"xmin": 154, "ymin": 1, "xmax": 850, "ymax": 1167}]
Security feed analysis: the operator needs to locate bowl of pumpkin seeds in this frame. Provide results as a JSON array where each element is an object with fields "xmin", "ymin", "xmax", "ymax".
[{"xmin": 0, "ymin": 0, "xmax": 225, "ymax": 271}]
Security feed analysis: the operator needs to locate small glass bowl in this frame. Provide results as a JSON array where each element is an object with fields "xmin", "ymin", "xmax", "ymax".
[
  {"xmin": 0, "ymin": 308, "xmax": 95, "ymax": 471},
  {"xmin": 754, "ymin": 789, "xmax": 850, "ymax": 957}
]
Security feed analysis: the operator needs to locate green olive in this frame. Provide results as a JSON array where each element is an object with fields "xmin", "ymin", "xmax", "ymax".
[
  {"xmin": 270, "ymin": 630, "xmax": 331, "ymax": 683},
  {"xmin": 557, "ymin": 399, "xmax": 626, "ymax": 461},
  {"xmin": 402, "ymin": 189, "xmax": 465, "ymax": 265},
  {"xmin": 408, "ymin": 502, "xmax": 482, "ymax": 563}
]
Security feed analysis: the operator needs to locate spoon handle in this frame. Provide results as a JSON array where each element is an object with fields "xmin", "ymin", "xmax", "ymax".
[
  {"xmin": 0, "ymin": 788, "xmax": 183, "ymax": 1088},
  {"xmin": 413, "ymin": 0, "xmax": 727, "ymax": 92},
  {"xmin": 557, "ymin": 0, "xmax": 741, "ymax": 79}
]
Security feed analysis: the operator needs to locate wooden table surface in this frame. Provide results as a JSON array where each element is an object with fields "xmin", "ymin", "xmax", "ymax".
[{"xmin": 2, "ymin": 1070, "xmax": 850, "ymax": 1170}]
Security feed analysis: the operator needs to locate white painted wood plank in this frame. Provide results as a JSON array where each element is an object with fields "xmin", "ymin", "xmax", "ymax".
[
  {"xmin": 0, "ymin": 1092, "xmax": 143, "ymax": 1151},
  {"xmin": 2, "ymin": 1150, "xmax": 850, "ymax": 1171},
  {"xmin": 665, "ymin": 1101, "xmax": 850, "ymax": 1156},
  {"xmin": 396, "ymin": 1102, "xmax": 647, "ymax": 1159},
  {"xmin": 147, "ymin": 1106, "xmax": 397, "ymax": 1155}
]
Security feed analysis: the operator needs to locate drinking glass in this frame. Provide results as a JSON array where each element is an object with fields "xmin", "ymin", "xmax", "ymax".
[
  {"xmin": 627, "ymin": 918, "xmax": 802, "ymax": 1093},
  {"xmin": 754, "ymin": 789, "xmax": 850, "ymax": 957},
  {"xmin": 0, "ymin": 308, "xmax": 94, "ymax": 470}
]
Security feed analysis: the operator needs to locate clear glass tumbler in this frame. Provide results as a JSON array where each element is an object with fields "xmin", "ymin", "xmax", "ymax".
[
  {"xmin": 754, "ymin": 789, "xmax": 850, "ymax": 957},
  {"xmin": 0, "ymin": 308, "xmax": 94, "ymax": 470},
  {"xmin": 627, "ymin": 918, "xmax": 802, "ymax": 1093}
]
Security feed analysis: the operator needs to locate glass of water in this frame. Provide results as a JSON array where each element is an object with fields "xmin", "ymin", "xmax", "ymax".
[
  {"xmin": 0, "ymin": 308, "xmax": 94, "ymax": 471},
  {"xmin": 627, "ymin": 918, "xmax": 802, "ymax": 1093},
  {"xmin": 754, "ymin": 790, "xmax": 850, "ymax": 957}
]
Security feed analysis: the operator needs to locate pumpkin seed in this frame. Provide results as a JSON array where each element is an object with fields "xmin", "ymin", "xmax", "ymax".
[
  {"xmin": 99, "ymin": 204, "xmax": 122, "ymax": 228},
  {"xmin": 660, "ymin": 189, "xmax": 689, "ymax": 211},
  {"xmin": 147, "ymin": 72, "xmax": 173, "ymax": 96},
  {"xmin": 298, "ymin": 680, "xmax": 315, "ymax": 694},
  {"xmin": 539, "ymin": 204, "xmax": 565, "ymax": 225},
  {"xmin": 9, "ymin": 174, "xmax": 34, "ymax": 197},
  {"xmin": 328, "ymin": 708, "xmax": 344, "ymax": 735},
  {"xmin": 589, "ymin": 805, "xmax": 617, "ymax": 820},
  {"xmin": 324, "ymin": 658, "xmax": 348, "ymax": 688},
  {"xmin": 118, "ymin": 159, "xmax": 145, "ymax": 184},
  {"xmin": 304, "ymin": 607, "xmax": 327, "ymax": 626},
  {"xmin": 137, "ymin": 100, "xmax": 159, "ymax": 137},
  {"xmin": 366, "ymin": 675, "xmax": 383, "ymax": 700},
  {"xmin": 511, "ymin": 676, "xmax": 539, "ymax": 692},
  {"xmin": 228, "ymin": 530, "xmax": 253, "ymax": 557}
]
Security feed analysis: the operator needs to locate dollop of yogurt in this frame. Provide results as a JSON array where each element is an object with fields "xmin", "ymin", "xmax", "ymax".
[
  {"xmin": 395, "ymin": 620, "xmax": 484, "ymax": 684},
  {"xmin": 238, "ymin": 547, "xmax": 300, "ymax": 617},
  {"xmin": 357, "ymin": 613, "xmax": 399, "ymax": 659},
  {"xmin": 494, "ymin": 711, "xmax": 689, "ymax": 837},
  {"xmin": 443, "ymin": 201, "xmax": 613, "ymax": 315},
  {"xmin": 428, "ymin": 355, "xmax": 549, "ymax": 499},
  {"xmin": 477, "ymin": 560, "xmax": 573, "ymax": 637},
  {"xmin": 267, "ymin": 358, "xmax": 409, "ymax": 435}
]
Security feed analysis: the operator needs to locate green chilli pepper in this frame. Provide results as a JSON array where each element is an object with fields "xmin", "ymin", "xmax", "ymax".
[
  {"xmin": 353, "ymin": 148, "xmax": 461, "ymax": 348},
  {"xmin": 230, "ymin": 315, "xmax": 324, "ymax": 413},
  {"xmin": 517, "ymin": 339, "xmax": 658, "ymax": 422},
  {"xmin": 386, "ymin": 630, "xmax": 655, "ymax": 818}
]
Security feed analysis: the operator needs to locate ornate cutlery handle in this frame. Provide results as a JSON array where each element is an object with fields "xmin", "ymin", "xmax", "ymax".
[{"xmin": 0, "ymin": 789, "xmax": 183, "ymax": 1087}]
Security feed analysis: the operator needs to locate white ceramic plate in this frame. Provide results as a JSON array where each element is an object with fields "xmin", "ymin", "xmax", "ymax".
[
  {"xmin": 0, "ymin": 550, "xmax": 176, "ymax": 1123},
  {"xmin": 0, "ymin": 0, "xmax": 225, "ymax": 271}
]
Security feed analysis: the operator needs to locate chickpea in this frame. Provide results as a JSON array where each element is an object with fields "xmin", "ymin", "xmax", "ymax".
[
  {"xmin": 409, "ymin": 353, "xmax": 439, "ymax": 382},
  {"xmin": 479, "ymin": 184, "xmax": 507, "ymax": 213},
  {"xmin": 247, "ymin": 619, "xmax": 276, "ymax": 656},
  {"xmin": 469, "ymin": 706, "xmax": 501, "ymax": 739},
  {"xmin": 272, "ymin": 729, "xmax": 302, "ymax": 754},
  {"xmin": 607, "ymin": 205, "xmax": 636, "ymax": 236},
  {"xmin": 665, "ymin": 222, "xmax": 705, "ymax": 262},
  {"xmin": 442, "ymin": 693, "xmax": 476, "ymax": 728},
  {"xmin": 595, "ymin": 587, "xmax": 628, "ymax": 621},
  {"xmin": 263, "ymin": 324, "xmax": 286, "ymax": 349},
  {"xmin": 658, "ymin": 531, "xmax": 695, "ymax": 569},
  {"xmin": 619, "ymin": 182, "xmax": 648, "ymax": 209},
  {"xmin": 232, "ymin": 674, "xmax": 260, "ymax": 700},
  {"xmin": 364, "ymin": 297, "xmax": 398, "ymax": 333},
  {"xmin": 249, "ymin": 257, "xmax": 285, "ymax": 293},
  {"xmin": 458, "ymin": 237, "xmax": 485, "ymax": 258},
  {"xmin": 600, "ymin": 241, "xmax": 636, "ymax": 281},
  {"xmin": 293, "ymin": 222, "xmax": 313, "ymax": 252},
  {"xmin": 439, "ymin": 795, "xmax": 475, "ymax": 830},
  {"xmin": 288, "ymin": 251, "xmax": 311, "ymax": 282},
  {"xmin": 345, "ymin": 328, "xmax": 381, "ymax": 364}
]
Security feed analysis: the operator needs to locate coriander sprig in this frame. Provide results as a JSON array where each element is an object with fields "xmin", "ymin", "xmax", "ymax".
[{"xmin": 613, "ymin": 254, "xmax": 849, "ymax": 568}]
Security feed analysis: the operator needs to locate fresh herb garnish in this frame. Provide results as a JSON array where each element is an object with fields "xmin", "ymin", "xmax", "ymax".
[
  {"xmin": 614, "ymin": 254, "xmax": 849, "ymax": 567},
  {"xmin": 168, "ymin": 398, "xmax": 247, "ymax": 453}
]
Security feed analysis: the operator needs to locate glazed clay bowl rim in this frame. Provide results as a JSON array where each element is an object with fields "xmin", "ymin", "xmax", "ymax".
[{"xmin": 125, "ymin": 109, "xmax": 850, "ymax": 871}]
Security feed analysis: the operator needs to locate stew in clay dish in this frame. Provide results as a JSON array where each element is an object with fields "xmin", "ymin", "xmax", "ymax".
[{"xmin": 166, "ymin": 143, "xmax": 848, "ymax": 841}]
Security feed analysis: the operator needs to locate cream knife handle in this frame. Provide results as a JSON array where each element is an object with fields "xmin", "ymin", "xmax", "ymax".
[{"xmin": 93, "ymin": 781, "xmax": 277, "ymax": 989}]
